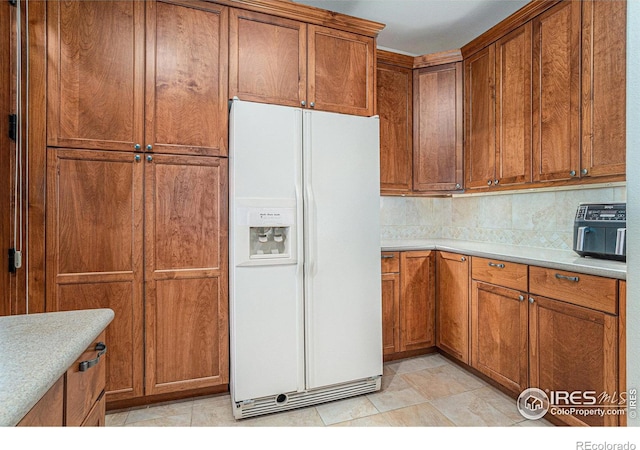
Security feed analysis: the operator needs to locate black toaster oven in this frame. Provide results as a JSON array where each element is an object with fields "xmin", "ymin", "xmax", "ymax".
[{"xmin": 573, "ymin": 203, "xmax": 626, "ymax": 262}]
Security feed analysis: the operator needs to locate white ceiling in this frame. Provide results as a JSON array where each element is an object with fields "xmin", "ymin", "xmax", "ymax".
[{"xmin": 294, "ymin": 0, "xmax": 531, "ymax": 56}]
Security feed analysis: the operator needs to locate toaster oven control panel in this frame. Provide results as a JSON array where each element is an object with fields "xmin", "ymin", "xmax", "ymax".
[{"xmin": 575, "ymin": 204, "xmax": 626, "ymax": 222}]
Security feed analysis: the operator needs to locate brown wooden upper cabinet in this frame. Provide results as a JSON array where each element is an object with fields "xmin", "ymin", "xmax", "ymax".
[
  {"xmin": 465, "ymin": 24, "xmax": 532, "ymax": 190},
  {"xmin": 413, "ymin": 63, "xmax": 463, "ymax": 192},
  {"xmin": 377, "ymin": 61, "xmax": 413, "ymax": 194},
  {"xmin": 230, "ymin": 10, "xmax": 375, "ymax": 116},
  {"xmin": 47, "ymin": 0, "xmax": 228, "ymax": 156}
]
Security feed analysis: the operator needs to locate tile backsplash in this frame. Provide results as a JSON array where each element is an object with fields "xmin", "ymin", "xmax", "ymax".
[{"xmin": 380, "ymin": 185, "xmax": 626, "ymax": 251}]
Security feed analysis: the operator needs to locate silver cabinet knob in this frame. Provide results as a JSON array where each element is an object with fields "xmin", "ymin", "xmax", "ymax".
[
  {"xmin": 570, "ymin": 170, "xmax": 576, "ymax": 177},
  {"xmin": 494, "ymin": 179, "xmax": 499, "ymax": 185},
  {"xmin": 134, "ymin": 144, "xmax": 141, "ymax": 150},
  {"xmin": 461, "ymin": 256, "xmax": 466, "ymax": 262},
  {"xmin": 134, "ymin": 154, "xmax": 141, "ymax": 162},
  {"xmin": 518, "ymin": 295, "xmax": 524, "ymax": 302},
  {"xmin": 529, "ymin": 297, "xmax": 535, "ymax": 304},
  {"xmin": 146, "ymin": 144, "xmax": 153, "ymax": 151},
  {"xmin": 310, "ymin": 102, "xmax": 315, "ymax": 108},
  {"xmin": 301, "ymin": 101, "xmax": 306, "ymax": 107},
  {"xmin": 487, "ymin": 180, "xmax": 493, "ymax": 186},
  {"xmin": 455, "ymin": 183, "xmax": 461, "ymax": 189},
  {"xmin": 146, "ymin": 155, "xmax": 153, "ymax": 162},
  {"xmin": 581, "ymin": 168, "xmax": 588, "ymax": 175}
]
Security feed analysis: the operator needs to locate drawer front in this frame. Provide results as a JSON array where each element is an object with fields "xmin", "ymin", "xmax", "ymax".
[
  {"xmin": 65, "ymin": 332, "xmax": 107, "ymax": 427},
  {"xmin": 381, "ymin": 251, "xmax": 400, "ymax": 273},
  {"xmin": 471, "ymin": 256, "xmax": 528, "ymax": 291},
  {"xmin": 529, "ymin": 266, "xmax": 618, "ymax": 314}
]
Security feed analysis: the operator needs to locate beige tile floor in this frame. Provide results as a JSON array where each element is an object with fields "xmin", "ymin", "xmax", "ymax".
[{"xmin": 105, "ymin": 353, "xmax": 553, "ymax": 427}]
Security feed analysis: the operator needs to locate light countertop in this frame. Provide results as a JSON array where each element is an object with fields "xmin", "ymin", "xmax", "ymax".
[
  {"xmin": 381, "ymin": 239, "xmax": 626, "ymax": 280},
  {"xmin": 0, "ymin": 308, "xmax": 114, "ymax": 427}
]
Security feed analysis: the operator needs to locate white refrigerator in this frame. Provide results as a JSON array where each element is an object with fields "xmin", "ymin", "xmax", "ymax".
[{"xmin": 229, "ymin": 99, "xmax": 382, "ymax": 419}]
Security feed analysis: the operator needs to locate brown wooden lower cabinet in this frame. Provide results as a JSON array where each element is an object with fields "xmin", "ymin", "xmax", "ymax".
[
  {"xmin": 470, "ymin": 280, "xmax": 529, "ymax": 395},
  {"xmin": 381, "ymin": 251, "xmax": 435, "ymax": 359},
  {"xmin": 18, "ymin": 333, "xmax": 107, "ymax": 427},
  {"xmin": 436, "ymin": 251, "xmax": 470, "ymax": 364},
  {"xmin": 529, "ymin": 295, "xmax": 619, "ymax": 426}
]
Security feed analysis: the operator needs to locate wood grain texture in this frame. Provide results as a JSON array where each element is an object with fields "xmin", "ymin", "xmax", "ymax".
[
  {"xmin": 436, "ymin": 252, "xmax": 470, "ymax": 364},
  {"xmin": 464, "ymin": 45, "xmax": 496, "ymax": 189},
  {"xmin": 413, "ymin": 48, "xmax": 462, "ymax": 68},
  {"xmin": 529, "ymin": 266, "xmax": 618, "ymax": 315},
  {"xmin": 380, "ymin": 251, "xmax": 400, "ymax": 274},
  {"xmin": 47, "ymin": 0, "xmax": 145, "ymax": 151},
  {"xmin": 46, "ymin": 149, "xmax": 144, "ymax": 402},
  {"xmin": 581, "ymin": 0, "xmax": 626, "ymax": 179},
  {"xmin": 529, "ymin": 295, "xmax": 619, "ymax": 426},
  {"xmin": 376, "ymin": 49, "xmax": 414, "ymax": 69},
  {"xmin": 619, "ymin": 280, "xmax": 626, "ymax": 426},
  {"xmin": 495, "ymin": 22, "xmax": 532, "ymax": 186},
  {"xmin": 80, "ymin": 392, "xmax": 106, "ymax": 427},
  {"xmin": 308, "ymin": 25, "xmax": 374, "ymax": 116},
  {"xmin": 17, "ymin": 377, "xmax": 64, "ymax": 426},
  {"xmin": 413, "ymin": 62, "xmax": 463, "ymax": 191},
  {"xmin": 532, "ymin": 0, "xmax": 581, "ymax": 182},
  {"xmin": 400, "ymin": 251, "xmax": 435, "ymax": 351},
  {"xmin": 144, "ymin": 155, "xmax": 228, "ymax": 395},
  {"xmin": 65, "ymin": 332, "xmax": 106, "ymax": 427},
  {"xmin": 146, "ymin": 1, "xmax": 228, "ymax": 156},
  {"xmin": 471, "ymin": 256, "xmax": 528, "ymax": 292},
  {"xmin": 377, "ymin": 63, "xmax": 412, "ymax": 193},
  {"xmin": 471, "ymin": 281, "xmax": 528, "ymax": 395},
  {"xmin": 230, "ymin": 8, "xmax": 306, "ymax": 107},
  {"xmin": 382, "ymin": 272, "xmax": 401, "ymax": 356}
]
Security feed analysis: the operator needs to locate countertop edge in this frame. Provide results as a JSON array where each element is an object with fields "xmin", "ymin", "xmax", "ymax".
[
  {"xmin": 381, "ymin": 240, "xmax": 626, "ymax": 280},
  {"xmin": 0, "ymin": 308, "xmax": 115, "ymax": 427}
]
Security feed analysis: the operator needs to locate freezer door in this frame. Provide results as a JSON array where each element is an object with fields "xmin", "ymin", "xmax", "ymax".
[
  {"xmin": 303, "ymin": 110, "xmax": 383, "ymax": 389},
  {"xmin": 229, "ymin": 100, "xmax": 305, "ymax": 402}
]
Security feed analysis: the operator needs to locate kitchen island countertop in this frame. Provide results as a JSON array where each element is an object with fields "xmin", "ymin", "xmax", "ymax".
[
  {"xmin": 0, "ymin": 308, "xmax": 114, "ymax": 426},
  {"xmin": 381, "ymin": 238, "xmax": 626, "ymax": 280}
]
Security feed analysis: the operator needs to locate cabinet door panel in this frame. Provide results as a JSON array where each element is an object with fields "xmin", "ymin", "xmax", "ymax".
[
  {"xmin": 308, "ymin": 25, "xmax": 374, "ymax": 116},
  {"xmin": 581, "ymin": 0, "xmax": 626, "ymax": 178},
  {"xmin": 377, "ymin": 63, "xmax": 412, "ymax": 193},
  {"xmin": 382, "ymin": 272, "xmax": 401, "ymax": 356},
  {"xmin": 145, "ymin": 1, "xmax": 228, "ymax": 156},
  {"xmin": 230, "ymin": 9, "xmax": 306, "ymax": 107},
  {"xmin": 413, "ymin": 63, "xmax": 463, "ymax": 191},
  {"xmin": 496, "ymin": 23, "xmax": 532, "ymax": 186},
  {"xmin": 436, "ymin": 252, "xmax": 469, "ymax": 363},
  {"xmin": 46, "ymin": 149, "xmax": 144, "ymax": 402},
  {"xmin": 400, "ymin": 251, "xmax": 435, "ymax": 351},
  {"xmin": 145, "ymin": 155, "xmax": 228, "ymax": 395},
  {"xmin": 529, "ymin": 296, "xmax": 619, "ymax": 426},
  {"xmin": 47, "ymin": 1, "xmax": 144, "ymax": 151},
  {"xmin": 464, "ymin": 46, "xmax": 495, "ymax": 189},
  {"xmin": 471, "ymin": 281, "xmax": 527, "ymax": 394},
  {"xmin": 532, "ymin": 0, "xmax": 581, "ymax": 182}
]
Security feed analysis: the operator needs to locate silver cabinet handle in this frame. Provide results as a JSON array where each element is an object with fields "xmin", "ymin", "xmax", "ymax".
[
  {"xmin": 570, "ymin": 170, "xmax": 576, "ymax": 177},
  {"xmin": 146, "ymin": 144, "xmax": 153, "ymax": 151},
  {"xmin": 381, "ymin": 255, "xmax": 394, "ymax": 259},
  {"xmin": 301, "ymin": 100, "xmax": 306, "ymax": 107},
  {"xmin": 529, "ymin": 297, "xmax": 535, "ymax": 304},
  {"xmin": 134, "ymin": 143, "xmax": 141, "ymax": 150},
  {"xmin": 146, "ymin": 155, "xmax": 153, "ymax": 162},
  {"xmin": 134, "ymin": 154, "xmax": 141, "ymax": 162},
  {"xmin": 555, "ymin": 273, "xmax": 579, "ymax": 282},
  {"xmin": 488, "ymin": 262, "xmax": 505, "ymax": 269}
]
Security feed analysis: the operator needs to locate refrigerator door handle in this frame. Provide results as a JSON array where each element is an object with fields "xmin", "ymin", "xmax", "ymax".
[{"xmin": 303, "ymin": 111, "xmax": 317, "ymax": 277}]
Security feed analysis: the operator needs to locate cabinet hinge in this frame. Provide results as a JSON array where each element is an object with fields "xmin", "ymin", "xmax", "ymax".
[{"xmin": 8, "ymin": 114, "xmax": 17, "ymax": 141}]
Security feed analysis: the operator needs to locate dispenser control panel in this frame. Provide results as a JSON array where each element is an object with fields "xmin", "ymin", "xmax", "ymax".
[{"xmin": 575, "ymin": 203, "xmax": 626, "ymax": 222}]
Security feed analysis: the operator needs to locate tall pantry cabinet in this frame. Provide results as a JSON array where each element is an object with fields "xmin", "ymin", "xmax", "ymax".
[{"xmin": 46, "ymin": 0, "xmax": 229, "ymax": 403}]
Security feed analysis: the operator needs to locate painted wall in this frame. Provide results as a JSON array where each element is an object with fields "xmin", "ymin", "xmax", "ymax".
[
  {"xmin": 626, "ymin": 0, "xmax": 639, "ymax": 428},
  {"xmin": 381, "ymin": 185, "xmax": 625, "ymax": 250}
]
